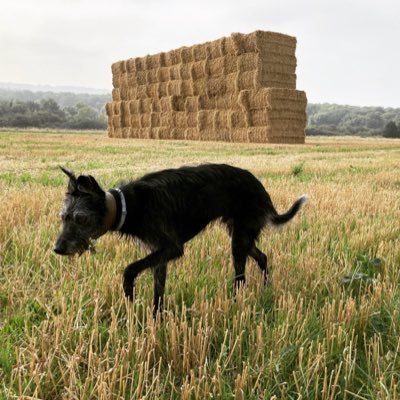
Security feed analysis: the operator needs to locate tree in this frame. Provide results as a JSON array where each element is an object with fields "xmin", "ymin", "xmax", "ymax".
[{"xmin": 383, "ymin": 121, "xmax": 400, "ymax": 138}]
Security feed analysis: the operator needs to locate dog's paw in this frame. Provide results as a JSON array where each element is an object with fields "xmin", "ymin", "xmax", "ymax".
[{"xmin": 123, "ymin": 272, "xmax": 136, "ymax": 301}]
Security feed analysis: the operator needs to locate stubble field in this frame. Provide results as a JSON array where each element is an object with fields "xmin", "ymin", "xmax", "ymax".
[{"xmin": 0, "ymin": 130, "xmax": 399, "ymax": 399}]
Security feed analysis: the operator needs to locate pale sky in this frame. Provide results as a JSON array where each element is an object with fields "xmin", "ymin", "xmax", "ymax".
[{"xmin": 1, "ymin": 0, "xmax": 399, "ymax": 107}]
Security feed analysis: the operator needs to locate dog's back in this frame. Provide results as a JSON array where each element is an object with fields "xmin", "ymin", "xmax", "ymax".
[{"xmin": 119, "ymin": 163, "xmax": 273, "ymax": 246}]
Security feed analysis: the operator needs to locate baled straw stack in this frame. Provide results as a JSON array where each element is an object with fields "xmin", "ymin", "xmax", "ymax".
[{"xmin": 106, "ymin": 30, "xmax": 307, "ymax": 143}]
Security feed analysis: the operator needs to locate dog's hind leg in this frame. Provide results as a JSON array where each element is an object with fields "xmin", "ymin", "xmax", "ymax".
[
  {"xmin": 249, "ymin": 245, "xmax": 268, "ymax": 284},
  {"xmin": 231, "ymin": 227, "xmax": 254, "ymax": 290},
  {"xmin": 152, "ymin": 263, "xmax": 167, "ymax": 319}
]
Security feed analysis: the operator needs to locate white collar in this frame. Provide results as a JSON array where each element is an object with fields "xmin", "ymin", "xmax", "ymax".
[{"xmin": 114, "ymin": 188, "xmax": 127, "ymax": 231}]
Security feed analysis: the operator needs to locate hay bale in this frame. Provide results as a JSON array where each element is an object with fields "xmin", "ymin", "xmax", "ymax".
[{"xmin": 108, "ymin": 30, "xmax": 306, "ymax": 143}]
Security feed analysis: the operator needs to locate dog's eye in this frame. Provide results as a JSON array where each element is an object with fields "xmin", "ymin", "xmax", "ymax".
[
  {"xmin": 73, "ymin": 213, "xmax": 88, "ymax": 224},
  {"xmin": 59, "ymin": 211, "xmax": 69, "ymax": 221}
]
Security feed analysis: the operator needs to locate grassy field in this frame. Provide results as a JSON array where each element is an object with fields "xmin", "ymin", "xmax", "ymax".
[{"xmin": 0, "ymin": 130, "xmax": 399, "ymax": 399}]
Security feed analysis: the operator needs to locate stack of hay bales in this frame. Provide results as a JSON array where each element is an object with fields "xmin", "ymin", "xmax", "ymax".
[{"xmin": 106, "ymin": 30, "xmax": 307, "ymax": 143}]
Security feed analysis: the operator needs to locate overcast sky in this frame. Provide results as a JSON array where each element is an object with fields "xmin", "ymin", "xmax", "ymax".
[{"xmin": 1, "ymin": 0, "xmax": 399, "ymax": 107}]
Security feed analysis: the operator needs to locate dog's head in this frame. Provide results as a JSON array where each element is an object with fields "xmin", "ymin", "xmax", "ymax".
[{"xmin": 54, "ymin": 167, "xmax": 107, "ymax": 256}]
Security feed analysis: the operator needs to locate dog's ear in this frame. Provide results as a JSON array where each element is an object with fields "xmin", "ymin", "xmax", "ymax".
[
  {"xmin": 60, "ymin": 166, "xmax": 77, "ymax": 192},
  {"xmin": 76, "ymin": 175, "xmax": 103, "ymax": 195}
]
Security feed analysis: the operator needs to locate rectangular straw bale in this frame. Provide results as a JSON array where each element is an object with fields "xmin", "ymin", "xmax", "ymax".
[
  {"xmin": 180, "ymin": 80, "xmax": 194, "ymax": 97},
  {"xmin": 198, "ymin": 95, "xmax": 216, "ymax": 110},
  {"xmin": 208, "ymin": 58, "xmax": 225, "ymax": 76},
  {"xmin": 186, "ymin": 112, "xmax": 197, "ymax": 128},
  {"xmin": 172, "ymin": 112, "xmax": 188, "ymax": 128},
  {"xmin": 180, "ymin": 47, "xmax": 193, "ymax": 63},
  {"xmin": 130, "ymin": 114, "xmax": 141, "ymax": 128},
  {"xmin": 128, "ymin": 99, "xmax": 141, "ymax": 114},
  {"xmin": 224, "ymin": 54, "xmax": 238, "ymax": 74},
  {"xmin": 140, "ymin": 114, "xmax": 151, "ymax": 128},
  {"xmin": 143, "ymin": 99, "xmax": 155, "ymax": 113},
  {"xmin": 191, "ymin": 61, "xmax": 208, "ymax": 80},
  {"xmin": 192, "ymin": 79, "xmax": 207, "ymax": 96},
  {"xmin": 121, "ymin": 101, "xmax": 130, "ymax": 116},
  {"xmin": 174, "ymin": 96, "xmax": 185, "ymax": 111},
  {"xmin": 105, "ymin": 103, "xmax": 113, "ymax": 118},
  {"xmin": 112, "ymin": 73, "xmax": 121, "ymax": 88},
  {"xmin": 230, "ymin": 31, "xmax": 296, "ymax": 55},
  {"xmin": 199, "ymin": 129, "xmax": 216, "ymax": 142},
  {"xmin": 230, "ymin": 110, "xmax": 247, "ymax": 128},
  {"xmin": 248, "ymin": 110, "xmax": 267, "ymax": 127},
  {"xmin": 111, "ymin": 61, "xmax": 124, "ymax": 75},
  {"xmin": 192, "ymin": 43, "xmax": 209, "ymax": 61},
  {"xmin": 172, "ymin": 129, "xmax": 186, "ymax": 140},
  {"xmin": 112, "ymin": 88, "xmax": 121, "ymax": 101},
  {"xmin": 230, "ymin": 128, "xmax": 249, "ymax": 142},
  {"xmin": 115, "ymin": 73, "xmax": 127, "ymax": 88},
  {"xmin": 185, "ymin": 128, "xmax": 200, "ymax": 141},
  {"xmin": 127, "ymin": 73, "xmax": 136, "ymax": 87},
  {"xmin": 268, "ymin": 134, "xmax": 305, "ymax": 144},
  {"xmin": 134, "ymin": 58, "xmax": 146, "ymax": 72},
  {"xmin": 158, "ymin": 82, "xmax": 169, "ymax": 97},
  {"xmin": 234, "ymin": 71, "xmax": 260, "ymax": 92},
  {"xmin": 158, "ymin": 127, "xmax": 172, "ymax": 139},
  {"xmin": 145, "ymin": 54, "xmax": 161, "ymax": 70},
  {"xmin": 111, "ymin": 102, "xmax": 121, "ymax": 115},
  {"xmin": 160, "ymin": 97, "xmax": 174, "ymax": 112},
  {"xmin": 146, "ymin": 69, "xmax": 158, "ymax": 84},
  {"xmin": 126, "ymin": 59, "xmax": 136, "ymax": 74},
  {"xmin": 165, "ymin": 49, "xmax": 181, "ymax": 66},
  {"xmin": 135, "ymin": 71, "xmax": 147, "ymax": 86},
  {"xmin": 167, "ymin": 81, "xmax": 181, "ymax": 96},
  {"xmin": 149, "ymin": 112, "xmax": 163, "ymax": 128},
  {"xmin": 136, "ymin": 85, "xmax": 148, "ymax": 99},
  {"xmin": 197, "ymin": 110, "xmax": 214, "ymax": 131},
  {"xmin": 179, "ymin": 64, "xmax": 192, "ymax": 80},
  {"xmin": 157, "ymin": 67, "xmax": 170, "ymax": 82},
  {"xmin": 248, "ymin": 127, "xmax": 267, "ymax": 143},
  {"xmin": 112, "ymin": 115, "xmax": 122, "ymax": 129},
  {"xmin": 184, "ymin": 97, "xmax": 198, "ymax": 112},
  {"xmin": 142, "ymin": 53, "xmax": 165, "ymax": 70},
  {"xmin": 126, "ymin": 128, "xmax": 137, "ymax": 138},
  {"xmin": 256, "ymin": 32, "xmax": 296, "ymax": 55},
  {"xmin": 213, "ymin": 110, "xmax": 230, "ymax": 130},
  {"xmin": 146, "ymin": 83, "xmax": 158, "ymax": 98},
  {"xmin": 207, "ymin": 39, "xmax": 224, "ymax": 59},
  {"xmin": 207, "ymin": 76, "xmax": 227, "ymax": 97},
  {"xmin": 150, "ymin": 99, "xmax": 161, "ymax": 113},
  {"xmin": 214, "ymin": 95, "xmax": 237, "ymax": 109},
  {"xmin": 160, "ymin": 112, "xmax": 173, "ymax": 127},
  {"xmin": 237, "ymin": 53, "xmax": 259, "ymax": 72},
  {"xmin": 169, "ymin": 65, "xmax": 180, "ymax": 80}
]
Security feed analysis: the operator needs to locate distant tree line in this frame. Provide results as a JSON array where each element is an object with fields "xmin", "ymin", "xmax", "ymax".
[
  {"xmin": 0, "ymin": 99, "xmax": 107, "ymax": 130},
  {"xmin": 0, "ymin": 88, "xmax": 110, "ymax": 113},
  {"xmin": 307, "ymin": 103, "xmax": 400, "ymax": 137},
  {"xmin": 0, "ymin": 89, "xmax": 399, "ymax": 135}
]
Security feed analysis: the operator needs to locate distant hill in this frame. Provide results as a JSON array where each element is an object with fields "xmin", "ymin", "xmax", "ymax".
[
  {"xmin": 0, "ymin": 87, "xmax": 111, "ymax": 113},
  {"xmin": 0, "ymin": 82, "xmax": 110, "ymax": 95}
]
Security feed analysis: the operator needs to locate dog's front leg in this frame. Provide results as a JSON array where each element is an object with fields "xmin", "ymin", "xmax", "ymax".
[{"xmin": 123, "ymin": 245, "xmax": 183, "ymax": 302}]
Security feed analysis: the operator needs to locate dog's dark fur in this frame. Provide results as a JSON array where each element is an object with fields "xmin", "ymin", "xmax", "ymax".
[{"xmin": 54, "ymin": 163, "xmax": 306, "ymax": 316}]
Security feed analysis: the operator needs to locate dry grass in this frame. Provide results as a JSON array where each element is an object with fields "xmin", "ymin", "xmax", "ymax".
[{"xmin": 0, "ymin": 130, "xmax": 399, "ymax": 399}]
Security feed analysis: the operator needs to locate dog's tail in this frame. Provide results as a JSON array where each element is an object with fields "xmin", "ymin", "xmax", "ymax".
[{"xmin": 269, "ymin": 194, "xmax": 308, "ymax": 225}]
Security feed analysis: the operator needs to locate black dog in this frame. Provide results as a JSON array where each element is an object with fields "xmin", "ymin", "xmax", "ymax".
[{"xmin": 54, "ymin": 164, "xmax": 306, "ymax": 316}]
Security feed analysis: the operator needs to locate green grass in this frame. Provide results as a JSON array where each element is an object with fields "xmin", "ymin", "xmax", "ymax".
[{"xmin": 0, "ymin": 130, "xmax": 400, "ymax": 399}]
